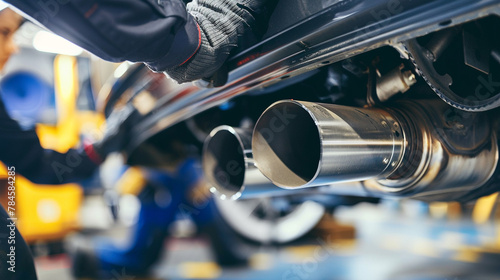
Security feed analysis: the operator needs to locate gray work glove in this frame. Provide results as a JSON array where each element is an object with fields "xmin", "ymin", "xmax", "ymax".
[
  {"xmin": 92, "ymin": 104, "xmax": 138, "ymax": 160},
  {"xmin": 165, "ymin": 0, "xmax": 275, "ymax": 86}
]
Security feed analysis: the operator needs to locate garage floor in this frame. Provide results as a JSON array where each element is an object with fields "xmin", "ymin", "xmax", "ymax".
[{"xmin": 34, "ymin": 202, "xmax": 500, "ymax": 280}]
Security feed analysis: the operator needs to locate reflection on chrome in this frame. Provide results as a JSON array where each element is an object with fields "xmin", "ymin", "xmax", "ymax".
[
  {"xmin": 203, "ymin": 125, "xmax": 284, "ymax": 200},
  {"xmin": 253, "ymin": 100, "xmax": 498, "ymax": 201}
]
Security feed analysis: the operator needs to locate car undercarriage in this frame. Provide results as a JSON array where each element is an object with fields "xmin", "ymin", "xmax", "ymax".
[{"xmin": 104, "ymin": 0, "xmax": 500, "ymax": 204}]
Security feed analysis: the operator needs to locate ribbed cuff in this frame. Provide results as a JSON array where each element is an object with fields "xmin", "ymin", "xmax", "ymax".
[{"xmin": 146, "ymin": 13, "xmax": 201, "ymax": 71}]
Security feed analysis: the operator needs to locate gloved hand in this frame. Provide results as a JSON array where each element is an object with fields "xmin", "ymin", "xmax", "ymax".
[
  {"xmin": 92, "ymin": 104, "xmax": 138, "ymax": 161},
  {"xmin": 165, "ymin": 0, "xmax": 275, "ymax": 86}
]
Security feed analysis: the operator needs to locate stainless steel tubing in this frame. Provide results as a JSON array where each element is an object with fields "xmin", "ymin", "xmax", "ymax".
[
  {"xmin": 252, "ymin": 100, "xmax": 406, "ymax": 188},
  {"xmin": 203, "ymin": 126, "xmax": 286, "ymax": 200},
  {"xmin": 252, "ymin": 99, "xmax": 499, "ymax": 202}
]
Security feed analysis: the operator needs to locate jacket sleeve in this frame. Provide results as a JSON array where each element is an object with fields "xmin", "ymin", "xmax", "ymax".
[
  {"xmin": 0, "ymin": 98, "xmax": 98, "ymax": 185},
  {"xmin": 6, "ymin": 0, "xmax": 201, "ymax": 71}
]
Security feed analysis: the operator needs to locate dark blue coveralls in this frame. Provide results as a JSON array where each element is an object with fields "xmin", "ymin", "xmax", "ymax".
[
  {"xmin": 0, "ymin": 97, "xmax": 98, "ymax": 280},
  {"xmin": 89, "ymin": 159, "xmax": 244, "ymax": 278},
  {"xmin": 6, "ymin": 0, "xmax": 202, "ymax": 72}
]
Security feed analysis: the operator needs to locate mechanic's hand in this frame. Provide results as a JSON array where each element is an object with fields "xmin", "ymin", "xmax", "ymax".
[
  {"xmin": 93, "ymin": 104, "xmax": 138, "ymax": 160},
  {"xmin": 165, "ymin": 0, "xmax": 276, "ymax": 86}
]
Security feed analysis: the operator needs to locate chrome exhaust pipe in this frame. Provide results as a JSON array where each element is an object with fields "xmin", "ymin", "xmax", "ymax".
[
  {"xmin": 203, "ymin": 126, "xmax": 286, "ymax": 200},
  {"xmin": 252, "ymin": 100, "xmax": 406, "ymax": 188},
  {"xmin": 253, "ymin": 100, "xmax": 499, "ymax": 201},
  {"xmin": 202, "ymin": 125, "xmax": 371, "ymax": 199}
]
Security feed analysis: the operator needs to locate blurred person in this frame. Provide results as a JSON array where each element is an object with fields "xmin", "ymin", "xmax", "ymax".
[
  {"xmin": 6, "ymin": 0, "xmax": 277, "ymax": 86},
  {"xmin": 0, "ymin": 7, "xmax": 135, "ymax": 280},
  {"xmin": 72, "ymin": 129, "xmax": 248, "ymax": 279}
]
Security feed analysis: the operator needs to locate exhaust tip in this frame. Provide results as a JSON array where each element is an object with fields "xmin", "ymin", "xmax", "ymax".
[
  {"xmin": 252, "ymin": 101, "xmax": 321, "ymax": 188},
  {"xmin": 203, "ymin": 126, "xmax": 246, "ymax": 199},
  {"xmin": 253, "ymin": 100, "xmax": 406, "ymax": 189}
]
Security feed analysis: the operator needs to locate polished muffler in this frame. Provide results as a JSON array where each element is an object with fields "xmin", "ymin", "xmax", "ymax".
[
  {"xmin": 253, "ymin": 100, "xmax": 499, "ymax": 201},
  {"xmin": 202, "ymin": 126, "xmax": 286, "ymax": 200}
]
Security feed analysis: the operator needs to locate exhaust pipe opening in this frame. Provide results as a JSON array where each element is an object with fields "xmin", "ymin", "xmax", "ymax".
[
  {"xmin": 252, "ymin": 102, "xmax": 321, "ymax": 188},
  {"xmin": 203, "ymin": 127, "xmax": 246, "ymax": 198},
  {"xmin": 253, "ymin": 100, "xmax": 405, "ymax": 188},
  {"xmin": 203, "ymin": 126, "xmax": 287, "ymax": 200}
]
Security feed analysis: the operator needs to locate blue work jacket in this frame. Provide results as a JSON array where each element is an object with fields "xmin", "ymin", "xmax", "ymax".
[{"xmin": 6, "ymin": 0, "xmax": 200, "ymax": 71}]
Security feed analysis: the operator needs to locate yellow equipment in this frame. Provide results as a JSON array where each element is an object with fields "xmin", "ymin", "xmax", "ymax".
[{"xmin": 0, "ymin": 55, "xmax": 104, "ymax": 243}]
